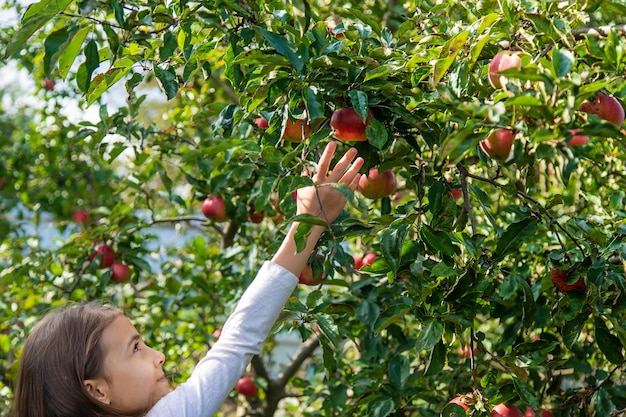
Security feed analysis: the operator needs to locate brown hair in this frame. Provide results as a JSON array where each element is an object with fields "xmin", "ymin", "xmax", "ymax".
[{"xmin": 11, "ymin": 302, "xmax": 130, "ymax": 417}]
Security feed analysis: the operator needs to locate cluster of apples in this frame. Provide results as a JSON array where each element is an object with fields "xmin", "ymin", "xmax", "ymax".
[
  {"xmin": 482, "ymin": 51, "xmax": 625, "ymax": 162},
  {"xmin": 72, "ymin": 210, "xmax": 132, "ymax": 283},
  {"xmin": 450, "ymin": 395, "xmax": 553, "ymax": 417}
]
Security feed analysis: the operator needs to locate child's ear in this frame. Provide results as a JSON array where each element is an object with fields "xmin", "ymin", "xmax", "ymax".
[{"xmin": 83, "ymin": 379, "xmax": 111, "ymax": 404}]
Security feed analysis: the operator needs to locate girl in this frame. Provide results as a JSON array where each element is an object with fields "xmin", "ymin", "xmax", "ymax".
[{"xmin": 12, "ymin": 141, "xmax": 364, "ymax": 417}]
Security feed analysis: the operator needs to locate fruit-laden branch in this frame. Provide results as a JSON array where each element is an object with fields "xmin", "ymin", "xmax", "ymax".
[{"xmin": 572, "ymin": 24, "xmax": 626, "ymax": 38}]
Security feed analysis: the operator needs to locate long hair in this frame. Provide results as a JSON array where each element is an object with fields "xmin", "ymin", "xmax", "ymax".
[{"xmin": 11, "ymin": 302, "xmax": 128, "ymax": 417}]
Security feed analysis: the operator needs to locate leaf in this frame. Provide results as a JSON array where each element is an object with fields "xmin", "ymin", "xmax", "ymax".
[
  {"xmin": 259, "ymin": 29, "xmax": 303, "ymax": 72},
  {"xmin": 357, "ymin": 299, "xmax": 380, "ymax": 331},
  {"xmin": 415, "ymin": 319, "xmax": 443, "ymax": 351},
  {"xmin": 552, "ymin": 48, "xmax": 574, "ymax": 78},
  {"xmin": 494, "ymin": 218, "xmax": 538, "ymax": 261},
  {"xmin": 314, "ymin": 313, "xmax": 340, "ymax": 348},
  {"xmin": 594, "ymin": 317, "xmax": 624, "ymax": 364},
  {"xmin": 424, "ymin": 339, "xmax": 446, "ymax": 376},
  {"xmin": 58, "ymin": 26, "xmax": 89, "ymax": 79},
  {"xmin": 562, "ymin": 312, "xmax": 589, "ymax": 348},
  {"xmin": 420, "ymin": 225, "xmax": 460, "ymax": 257},
  {"xmin": 305, "ymin": 86, "xmax": 325, "ymax": 122},
  {"xmin": 368, "ymin": 398, "xmax": 394, "ymax": 417},
  {"xmin": 159, "ymin": 31, "xmax": 178, "ymax": 61},
  {"xmin": 380, "ymin": 221, "xmax": 410, "ymax": 274},
  {"xmin": 364, "ymin": 65, "xmax": 390, "ymax": 82},
  {"xmin": 154, "ymin": 65, "xmax": 179, "ymax": 100},
  {"xmin": 388, "ymin": 354, "xmax": 409, "ymax": 389},
  {"xmin": 366, "ymin": 118, "xmax": 388, "ymax": 149},
  {"xmin": 433, "ymin": 30, "xmax": 470, "ymax": 83},
  {"xmin": 349, "ymin": 90, "xmax": 369, "ymax": 121},
  {"xmin": 593, "ymin": 388, "xmax": 616, "ymax": 417},
  {"xmin": 512, "ymin": 376, "xmax": 540, "ymax": 410},
  {"xmin": 43, "ymin": 27, "xmax": 69, "ymax": 76}
]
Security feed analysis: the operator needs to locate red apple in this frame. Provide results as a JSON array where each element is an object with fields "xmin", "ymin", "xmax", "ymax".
[
  {"xmin": 361, "ymin": 253, "xmax": 377, "ymax": 267},
  {"xmin": 457, "ymin": 344, "xmax": 479, "ymax": 358},
  {"xmin": 330, "ymin": 107, "xmax": 372, "ymax": 141},
  {"xmin": 524, "ymin": 408, "xmax": 553, "ymax": 417},
  {"xmin": 579, "ymin": 92, "xmax": 625, "ymax": 126},
  {"xmin": 549, "ymin": 268, "xmax": 586, "ymax": 293},
  {"xmin": 235, "ymin": 376, "xmax": 259, "ymax": 397},
  {"xmin": 566, "ymin": 129, "xmax": 588, "ymax": 146},
  {"xmin": 488, "ymin": 51, "xmax": 521, "ymax": 89},
  {"xmin": 202, "ymin": 196, "xmax": 228, "ymax": 221},
  {"xmin": 254, "ymin": 118, "xmax": 269, "ymax": 129},
  {"xmin": 480, "ymin": 129, "xmax": 515, "ymax": 161},
  {"xmin": 449, "ymin": 396, "xmax": 470, "ymax": 411},
  {"xmin": 72, "ymin": 210, "xmax": 90, "ymax": 224},
  {"xmin": 450, "ymin": 187, "xmax": 463, "ymax": 200},
  {"xmin": 110, "ymin": 263, "xmax": 131, "ymax": 283},
  {"xmin": 492, "ymin": 404, "xmax": 523, "ymax": 417},
  {"xmin": 281, "ymin": 118, "xmax": 311, "ymax": 142},
  {"xmin": 358, "ymin": 168, "xmax": 397, "ymax": 199},
  {"xmin": 91, "ymin": 244, "xmax": 116, "ymax": 268},
  {"xmin": 42, "ymin": 77, "xmax": 55, "ymax": 91},
  {"xmin": 351, "ymin": 255, "xmax": 364, "ymax": 270},
  {"xmin": 299, "ymin": 263, "xmax": 324, "ymax": 286}
]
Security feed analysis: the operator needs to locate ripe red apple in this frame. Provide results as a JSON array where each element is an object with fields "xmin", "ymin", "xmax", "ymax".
[
  {"xmin": 549, "ymin": 268, "xmax": 587, "ymax": 293},
  {"xmin": 449, "ymin": 396, "xmax": 470, "ymax": 411},
  {"xmin": 480, "ymin": 129, "xmax": 515, "ymax": 161},
  {"xmin": 579, "ymin": 92, "xmax": 625, "ymax": 126},
  {"xmin": 202, "ymin": 196, "xmax": 228, "ymax": 221},
  {"xmin": 330, "ymin": 107, "xmax": 372, "ymax": 141},
  {"xmin": 235, "ymin": 376, "xmax": 259, "ymax": 397},
  {"xmin": 281, "ymin": 118, "xmax": 311, "ymax": 142},
  {"xmin": 351, "ymin": 255, "xmax": 364, "ymax": 270},
  {"xmin": 492, "ymin": 403, "xmax": 523, "ymax": 417},
  {"xmin": 566, "ymin": 129, "xmax": 588, "ymax": 146},
  {"xmin": 42, "ymin": 77, "xmax": 55, "ymax": 91},
  {"xmin": 362, "ymin": 253, "xmax": 377, "ymax": 267},
  {"xmin": 110, "ymin": 263, "xmax": 131, "ymax": 283},
  {"xmin": 254, "ymin": 118, "xmax": 269, "ymax": 129},
  {"xmin": 488, "ymin": 51, "xmax": 521, "ymax": 89},
  {"xmin": 91, "ymin": 244, "xmax": 116, "ymax": 268},
  {"xmin": 299, "ymin": 262, "xmax": 324, "ymax": 286},
  {"xmin": 524, "ymin": 408, "xmax": 553, "ymax": 417},
  {"xmin": 358, "ymin": 168, "xmax": 397, "ymax": 199},
  {"xmin": 72, "ymin": 210, "xmax": 90, "ymax": 224},
  {"xmin": 450, "ymin": 187, "xmax": 463, "ymax": 200}
]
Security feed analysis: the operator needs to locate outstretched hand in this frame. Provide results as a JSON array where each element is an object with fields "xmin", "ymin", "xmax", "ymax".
[{"xmin": 296, "ymin": 141, "xmax": 364, "ymax": 225}]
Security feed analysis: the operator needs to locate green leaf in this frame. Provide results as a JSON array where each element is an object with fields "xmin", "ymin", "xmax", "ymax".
[
  {"xmin": 357, "ymin": 299, "xmax": 380, "ymax": 331},
  {"xmin": 366, "ymin": 118, "xmax": 388, "ymax": 149},
  {"xmin": 512, "ymin": 376, "xmax": 539, "ymax": 410},
  {"xmin": 415, "ymin": 319, "xmax": 443, "ymax": 351},
  {"xmin": 43, "ymin": 27, "xmax": 70, "ymax": 76},
  {"xmin": 58, "ymin": 26, "xmax": 89, "ymax": 79},
  {"xmin": 594, "ymin": 317, "xmax": 624, "ymax": 364},
  {"xmin": 380, "ymin": 221, "xmax": 410, "ymax": 274},
  {"xmin": 364, "ymin": 65, "xmax": 390, "ymax": 82},
  {"xmin": 552, "ymin": 48, "xmax": 574, "ymax": 78},
  {"xmin": 259, "ymin": 29, "xmax": 303, "ymax": 72},
  {"xmin": 154, "ymin": 65, "xmax": 179, "ymax": 100},
  {"xmin": 159, "ymin": 31, "xmax": 178, "ymax": 61},
  {"xmin": 349, "ymin": 90, "xmax": 369, "ymax": 121},
  {"xmin": 388, "ymin": 354, "xmax": 409, "ymax": 389},
  {"xmin": 424, "ymin": 339, "xmax": 446, "ymax": 376},
  {"xmin": 494, "ymin": 218, "xmax": 538, "ymax": 261},
  {"xmin": 305, "ymin": 86, "xmax": 325, "ymax": 122},
  {"xmin": 562, "ymin": 312, "xmax": 588, "ymax": 348},
  {"xmin": 314, "ymin": 313, "xmax": 340, "ymax": 348},
  {"xmin": 420, "ymin": 225, "xmax": 460, "ymax": 257},
  {"xmin": 433, "ymin": 30, "xmax": 470, "ymax": 83},
  {"xmin": 592, "ymin": 388, "xmax": 616, "ymax": 417},
  {"xmin": 111, "ymin": 0, "xmax": 125, "ymax": 28},
  {"xmin": 368, "ymin": 398, "xmax": 394, "ymax": 417}
]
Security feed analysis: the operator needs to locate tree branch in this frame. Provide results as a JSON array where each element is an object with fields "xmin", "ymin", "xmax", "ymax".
[{"xmin": 573, "ymin": 24, "xmax": 626, "ymax": 39}]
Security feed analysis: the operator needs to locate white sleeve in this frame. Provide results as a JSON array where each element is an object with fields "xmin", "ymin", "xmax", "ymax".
[{"xmin": 147, "ymin": 261, "xmax": 298, "ymax": 417}]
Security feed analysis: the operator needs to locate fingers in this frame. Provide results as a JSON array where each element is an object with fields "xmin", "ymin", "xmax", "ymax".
[{"xmin": 313, "ymin": 141, "xmax": 337, "ymax": 182}]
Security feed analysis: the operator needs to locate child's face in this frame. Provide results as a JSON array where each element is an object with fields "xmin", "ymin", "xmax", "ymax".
[{"xmin": 93, "ymin": 315, "xmax": 171, "ymax": 412}]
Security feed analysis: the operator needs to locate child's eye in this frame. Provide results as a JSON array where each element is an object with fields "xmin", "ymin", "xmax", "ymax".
[{"xmin": 133, "ymin": 342, "xmax": 140, "ymax": 352}]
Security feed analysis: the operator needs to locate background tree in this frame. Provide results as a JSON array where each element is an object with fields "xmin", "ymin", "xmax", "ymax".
[{"xmin": 1, "ymin": 1, "xmax": 626, "ymax": 416}]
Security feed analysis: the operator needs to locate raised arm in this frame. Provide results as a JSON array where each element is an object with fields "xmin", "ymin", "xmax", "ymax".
[{"xmin": 271, "ymin": 141, "xmax": 363, "ymax": 277}]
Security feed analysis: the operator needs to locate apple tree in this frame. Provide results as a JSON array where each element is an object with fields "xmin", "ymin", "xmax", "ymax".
[{"xmin": 1, "ymin": 1, "xmax": 626, "ymax": 416}]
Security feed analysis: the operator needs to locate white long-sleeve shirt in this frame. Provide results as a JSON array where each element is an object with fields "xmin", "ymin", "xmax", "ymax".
[{"xmin": 147, "ymin": 261, "xmax": 298, "ymax": 417}]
